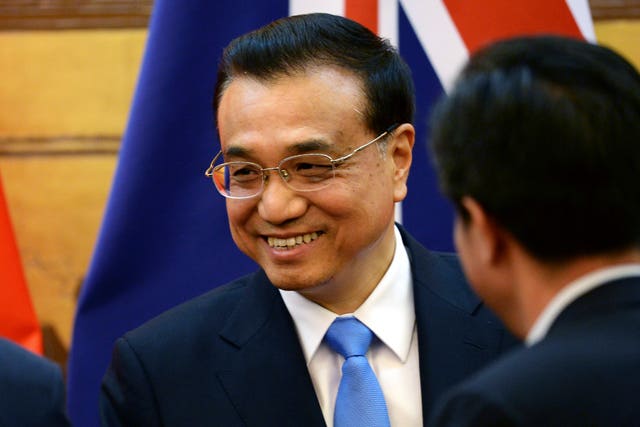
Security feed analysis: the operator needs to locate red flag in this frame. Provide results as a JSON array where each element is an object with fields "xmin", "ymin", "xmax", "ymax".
[
  {"xmin": 443, "ymin": 0, "xmax": 584, "ymax": 53},
  {"xmin": 346, "ymin": 0, "xmax": 378, "ymax": 34},
  {"xmin": 0, "ymin": 172, "xmax": 43, "ymax": 354}
]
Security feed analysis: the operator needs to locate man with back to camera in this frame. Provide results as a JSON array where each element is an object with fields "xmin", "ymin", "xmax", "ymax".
[
  {"xmin": 100, "ymin": 13, "xmax": 517, "ymax": 426},
  {"xmin": 427, "ymin": 35, "xmax": 640, "ymax": 426}
]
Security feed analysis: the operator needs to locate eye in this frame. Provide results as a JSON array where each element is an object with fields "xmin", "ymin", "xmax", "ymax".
[
  {"xmin": 287, "ymin": 156, "xmax": 333, "ymax": 177},
  {"xmin": 228, "ymin": 164, "xmax": 261, "ymax": 182}
]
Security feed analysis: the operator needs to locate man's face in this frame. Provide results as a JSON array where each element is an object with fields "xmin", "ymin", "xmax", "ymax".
[
  {"xmin": 216, "ymin": 66, "xmax": 411, "ymax": 309},
  {"xmin": 453, "ymin": 215, "xmax": 484, "ymax": 294},
  {"xmin": 454, "ymin": 209, "xmax": 516, "ymax": 332}
]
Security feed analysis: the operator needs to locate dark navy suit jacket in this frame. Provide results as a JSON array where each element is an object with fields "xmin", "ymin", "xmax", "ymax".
[
  {"xmin": 428, "ymin": 276, "xmax": 640, "ymax": 427},
  {"xmin": 100, "ymin": 227, "xmax": 517, "ymax": 426},
  {"xmin": 0, "ymin": 338, "xmax": 70, "ymax": 427}
]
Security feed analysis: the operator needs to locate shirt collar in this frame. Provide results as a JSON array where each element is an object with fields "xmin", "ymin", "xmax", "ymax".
[
  {"xmin": 526, "ymin": 263, "xmax": 640, "ymax": 346},
  {"xmin": 280, "ymin": 225, "xmax": 415, "ymax": 364}
]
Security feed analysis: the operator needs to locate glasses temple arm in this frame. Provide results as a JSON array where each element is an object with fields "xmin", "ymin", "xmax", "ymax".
[
  {"xmin": 204, "ymin": 150, "xmax": 224, "ymax": 177},
  {"xmin": 332, "ymin": 123, "xmax": 400, "ymax": 164}
]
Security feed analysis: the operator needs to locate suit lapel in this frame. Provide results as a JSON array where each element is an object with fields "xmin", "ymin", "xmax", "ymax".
[
  {"xmin": 216, "ymin": 271, "xmax": 326, "ymax": 427},
  {"xmin": 213, "ymin": 226, "xmax": 516, "ymax": 425}
]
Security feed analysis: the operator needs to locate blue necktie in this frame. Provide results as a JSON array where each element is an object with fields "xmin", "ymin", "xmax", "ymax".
[{"xmin": 325, "ymin": 317, "xmax": 391, "ymax": 427}]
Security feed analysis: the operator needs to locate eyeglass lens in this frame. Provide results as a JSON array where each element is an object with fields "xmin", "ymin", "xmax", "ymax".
[{"xmin": 212, "ymin": 154, "xmax": 336, "ymax": 198}]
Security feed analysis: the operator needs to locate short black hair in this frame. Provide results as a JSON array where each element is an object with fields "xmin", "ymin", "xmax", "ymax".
[
  {"xmin": 429, "ymin": 36, "xmax": 640, "ymax": 262},
  {"xmin": 214, "ymin": 13, "xmax": 415, "ymax": 134}
]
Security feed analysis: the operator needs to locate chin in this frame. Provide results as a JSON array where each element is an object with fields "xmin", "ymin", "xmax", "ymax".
[
  {"xmin": 266, "ymin": 272, "xmax": 312, "ymax": 291},
  {"xmin": 266, "ymin": 270, "xmax": 330, "ymax": 293}
]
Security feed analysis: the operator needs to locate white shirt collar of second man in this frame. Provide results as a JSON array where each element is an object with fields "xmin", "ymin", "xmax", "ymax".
[{"xmin": 526, "ymin": 263, "xmax": 640, "ymax": 346}]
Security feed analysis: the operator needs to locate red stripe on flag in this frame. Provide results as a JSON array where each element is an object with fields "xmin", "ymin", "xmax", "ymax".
[
  {"xmin": 0, "ymin": 174, "xmax": 43, "ymax": 354},
  {"xmin": 346, "ymin": 0, "xmax": 378, "ymax": 34},
  {"xmin": 443, "ymin": 0, "xmax": 584, "ymax": 54}
]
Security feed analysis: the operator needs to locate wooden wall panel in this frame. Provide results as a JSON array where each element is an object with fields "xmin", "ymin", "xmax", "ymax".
[{"xmin": 0, "ymin": 29, "xmax": 145, "ymax": 365}]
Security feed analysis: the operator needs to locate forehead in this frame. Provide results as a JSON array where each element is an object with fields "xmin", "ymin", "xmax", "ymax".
[{"xmin": 216, "ymin": 66, "xmax": 371, "ymax": 157}]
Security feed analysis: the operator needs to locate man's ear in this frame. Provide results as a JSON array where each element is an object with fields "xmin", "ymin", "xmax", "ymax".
[
  {"xmin": 460, "ymin": 196, "xmax": 506, "ymax": 266},
  {"xmin": 390, "ymin": 123, "xmax": 415, "ymax": 202}
]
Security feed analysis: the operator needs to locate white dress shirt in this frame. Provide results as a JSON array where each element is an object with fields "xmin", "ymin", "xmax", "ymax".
[
  {"xmin": 280, "ymin": 226, "xmax": 422, "ymax": 427},
  {"xmin": 526, "ymin": 263, "xmax": 640, "ymax": 346}
]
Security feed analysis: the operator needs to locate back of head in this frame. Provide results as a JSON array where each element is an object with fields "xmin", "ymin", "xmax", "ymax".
[
  {"xmin": 214, "ymin": 13, "xmax": 415, "ymax": 134},
  {"xmin": 429, "ymin": 36, "xmax": 640, "ymax": 262}
]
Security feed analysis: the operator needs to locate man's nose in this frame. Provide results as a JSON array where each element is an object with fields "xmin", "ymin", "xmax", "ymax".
[{"xmin": 257, "ymin": 171, "xmax": 307, "ymax": 225}]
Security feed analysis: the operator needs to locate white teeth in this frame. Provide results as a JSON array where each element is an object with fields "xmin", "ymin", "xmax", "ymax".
[{"xmin": 267, "ymin": 232, "xmax": 320, "ymax": 248}]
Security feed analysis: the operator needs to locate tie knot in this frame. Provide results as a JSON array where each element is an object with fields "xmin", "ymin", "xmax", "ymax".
[{"xmin": 325, "ymin": 317, "xmax": 373, "ymax": 358}]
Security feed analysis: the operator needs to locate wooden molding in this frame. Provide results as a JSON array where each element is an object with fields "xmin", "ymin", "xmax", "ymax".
[
  {"xmin": 0, "ymin": 136, "xmax": 120, "ymax": 156},
  {"xmin": 0, "ymin": 1, "xmax": 153, "ymax": 30},
  {"xmin": 591, "ymin": 0, "xmax": 640, "ymax": 19},
  {"xmin": 0, "ymin": 1, "xmax": 639, "ymax": 31}
]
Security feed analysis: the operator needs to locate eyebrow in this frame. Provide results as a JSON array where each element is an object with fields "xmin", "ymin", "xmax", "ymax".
[
  {"xmin": 223, "ymin": 138, "xmax": 336, "ymax": 160},
  {"xmin": 288, "ymin": 139, "xmax": 333, "ymax": 154}
]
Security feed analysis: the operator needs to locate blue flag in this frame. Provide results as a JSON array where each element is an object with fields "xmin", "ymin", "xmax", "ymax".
[
  {"xmin": 68, "ymin": 1, "xmax": 593, "ymax": 426},
  {"xmin": 67, "ymin": 2, "xmax": 287, "ymax": 425}
]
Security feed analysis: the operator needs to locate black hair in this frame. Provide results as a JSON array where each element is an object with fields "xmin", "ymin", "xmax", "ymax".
[
  {"xmin": 214, "ymin": 13, "xmax": 414, "ymax": 134},
  {"xmin": 429, "ymin": 36, "xmax": 640, "ymax": 262}
]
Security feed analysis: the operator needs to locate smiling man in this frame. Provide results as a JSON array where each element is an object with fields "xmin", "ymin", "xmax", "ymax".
[
  {"xmin": 100, "ymin": 13, "xmax": 516, "ymax": 427},
  {"xmin": 216, "ymin": 66, "xmax": 408, "ymax": 314}
]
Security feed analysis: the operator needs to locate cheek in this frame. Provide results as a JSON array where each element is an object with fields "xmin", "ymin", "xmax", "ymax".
[
  {"xmin": 226, "ymin": 198, "xmax": 254, "ymax": 219},
  {"xmin": 454, "ymin": 220, "xmax": 476, "ymax": 281},
  {"xmin": 454, "ymin": 220, "xmax": 495, "ymax": 304},
  {"xmin": 453, "ymin": 219, "xmax": 464, "ymax": 252},
  {"xmin": 225, "ymin": 202, "xmax": 255, "ymax": 240},
  {"xmin": 312, "ymin": 189, "xmax": 356, "ymax": 218}
]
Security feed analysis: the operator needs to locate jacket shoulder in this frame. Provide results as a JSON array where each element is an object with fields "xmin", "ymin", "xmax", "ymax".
[
  {"xmin": 0, "ymin": 339, "xmax": 69, "ymax": 427},
  {"xmin": 123, "ymin": 271, "xmax": 265, "ymax": 348},
  {"xmin": 0, "ymin": 338, "xmax": 62, "ymax": 384}
]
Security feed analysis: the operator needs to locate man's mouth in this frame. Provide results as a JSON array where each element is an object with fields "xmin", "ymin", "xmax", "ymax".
[{"xmin": 267, "ymin": 232, "xmax": 320, "ymax": 249}]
